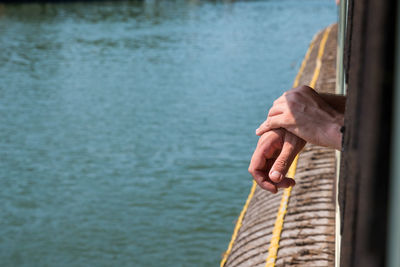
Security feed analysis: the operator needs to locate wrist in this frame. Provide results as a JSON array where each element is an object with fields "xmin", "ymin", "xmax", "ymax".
[{"xmin": 325, "ymin": 113, "xmax": 344, "ymax": 150}]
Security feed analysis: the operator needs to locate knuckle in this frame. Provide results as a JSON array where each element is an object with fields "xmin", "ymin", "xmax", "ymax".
[
  {"xmin": 282, "ymin": 116, "xmax": 291, "ymax": 126},
  {"xmin": 299, "ymin": 85, "xmax": 311, "ymax": 91},
  {"xmin": 261, "ymin": 182, "xmax": 274, "ymax": 192},
  {"xmin": 265, "ymin": 120, "xmax": 275, "ymax": 129},
  {"xmin": 288, "ymin": 91, "xmax": 301, "ymax": 101},
  {"xmin": 298, "ymin": 102, "xmax": 307, "ymax": 112},
  {"xmin": 285, "ymin": 92, "xmax": 298, "ymax": 104},
  {"xmin": 286, "ymin": 97, "xmax": 295, "ymax": 106},
  {"xmin": 275, "ymin": 158, "xmax": 288, "ymax": 169},
  {"xmin": 248, "ymin": 166, "xmax": 255, "ymax": 174}
]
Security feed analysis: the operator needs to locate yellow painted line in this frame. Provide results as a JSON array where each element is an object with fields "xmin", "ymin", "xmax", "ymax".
[
  {"xmin": 220, "ymin": 24, "xmax": 333, "ymax": 267},
  {"xmin": 220, "ymin": 181, "xmax": 257, "ymax": 267},
  {"xmin": 310, "ymin": 25, "xmax": 333, "ymax": 88},
  {"xmin": 293, "ymin": 31, "xmax": 319, "ymax": 88},
  {"xmin": 265, "ymin": 156, "xmax": 299, "ymax": 267},
  {"xmin": 265, "ymin": 25, "xmax": 333, "ymax": 267},
  {"xmin": 221, "ymin": 29, "xmax": 319, "ymax": 267}
]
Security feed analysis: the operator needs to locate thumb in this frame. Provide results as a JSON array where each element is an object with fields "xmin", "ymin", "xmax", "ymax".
[{"xmin": 269, "ymin": 136, "xmax": 298, "ymax": 183}]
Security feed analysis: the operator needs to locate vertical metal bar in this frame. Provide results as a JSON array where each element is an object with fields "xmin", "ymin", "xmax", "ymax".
[
  {"xmin": 388, "ymin": 1, "xmax": 400, "ymax": 265},
  {"xmin": 335, "ymin": 1, "xmax": 348, "ymax": 266},
  {"xmin": 336, "ymin": 0, "xmax": 348, "ymax": 95}
]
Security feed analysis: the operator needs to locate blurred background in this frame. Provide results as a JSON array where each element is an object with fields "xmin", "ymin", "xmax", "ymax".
[{"xmin": 0, "ymin": 0, "xmax": 336, "ymax": 266}]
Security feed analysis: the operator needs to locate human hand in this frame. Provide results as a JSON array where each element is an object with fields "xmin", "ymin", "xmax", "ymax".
[
  {"xmin": 255, "ymin": 85, "xmax": 344, "ymax": 150},
  {"xmin": 248, "ymin": 129, "xmax": 306, "ymax": 193}
]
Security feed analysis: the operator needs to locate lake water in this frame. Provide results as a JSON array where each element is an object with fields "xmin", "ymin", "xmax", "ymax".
[{"xmin": 0, "ymin": 1, "xmax": 336, "ymax": 266}]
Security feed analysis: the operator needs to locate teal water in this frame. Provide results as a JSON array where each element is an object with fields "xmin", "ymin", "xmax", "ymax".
[{"xmin": 0, "ymin": 1, "xmax": 336, "ymax": 266}]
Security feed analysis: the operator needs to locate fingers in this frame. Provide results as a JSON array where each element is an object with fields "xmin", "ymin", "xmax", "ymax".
[
  {"xmin": 250, "ymin": 169, "xmax": 278, "ymax": 193},
  {"xmin": 249, "ymin": 130, "xmax": 302, "ymax": 193},
  {"xmin": 255, "ymin": 116, "xmax": 282, "ymax": 136},
  {"xmin": 256, "ymin": 99, "xmax": 289, "ymax": 136},
  {"xmin": 276, "ymin": 177, "xmax": 296, "ymax": 188},
  {"xmin": 269, "ymin": 133, "xmax": 305, "ymax": 183},
  {"xmin": 249, "ymin": 145, "xmax": 277, "ymax": 193},
  {"xmin": 248, "ymin": 132, "xmax": 282, "ymax": 193},
  {"xmin": 256, "ymin": 87, "xmax": 308, "ymax": 136},
  {"xmin": 255, "ymin": 120, "xmax": 269, "ymax": 136},
  {"xmin": 267, "ymin": 105, "xmax": 285, "ymax": 117},
  {"xmin": 249, "ymin": 170, "xmax": 295, "ymax": 193},
  {"xmin": 268, "ymin": 137, "xmax": 296, "ymax": 183}
]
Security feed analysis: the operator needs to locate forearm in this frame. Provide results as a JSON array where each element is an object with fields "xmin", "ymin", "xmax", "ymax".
[
  {"xmin": 319, "ymin": 93, "xmax": 345, "ymax": 149},
  {"xmin": 319, "ymin": 93, "xmax": 346, "ymax": 114}
]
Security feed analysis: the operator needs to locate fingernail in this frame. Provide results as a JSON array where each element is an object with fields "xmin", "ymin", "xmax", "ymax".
[
  {"xmin": 270, "ymin": 171, "xmax": 282, "ymax": 182},
  {"xmin": 255, "ymin": 128, "xmax": 259, "ymax": 134}
]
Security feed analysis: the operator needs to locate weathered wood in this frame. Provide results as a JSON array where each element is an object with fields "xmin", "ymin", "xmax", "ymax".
[
  {"xmin": 339, "ymin": 0, "xmax": 396, "ymax": 266},
  {"xmin": 223, "ymin": 25, "xmax": 338, "ymax": 267}
]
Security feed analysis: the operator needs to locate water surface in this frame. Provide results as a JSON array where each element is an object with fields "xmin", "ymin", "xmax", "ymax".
[{"xmin": 0, "ymin": 1, "xmax": 336, "ymax": 266}]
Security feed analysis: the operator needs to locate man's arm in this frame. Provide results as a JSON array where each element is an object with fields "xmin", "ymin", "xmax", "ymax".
[
  {"xmin": 255, "ymin": 85, "xmax": 345, "ymax": 150},
  {"xmin": 319, "ymin": 93, "xmax": 346, "ymax": 114}
]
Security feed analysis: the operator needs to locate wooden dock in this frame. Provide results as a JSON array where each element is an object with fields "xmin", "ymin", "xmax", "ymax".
[{"xmin": 221, "ymin": 24, "xmax": 338, "ymax": 267}]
